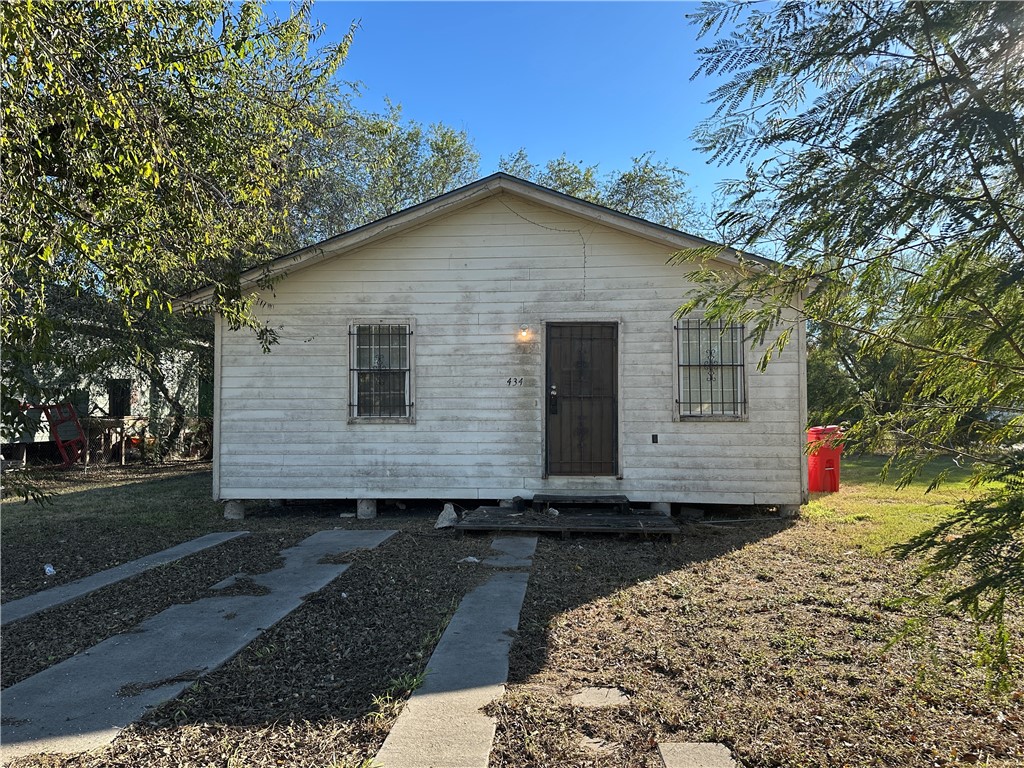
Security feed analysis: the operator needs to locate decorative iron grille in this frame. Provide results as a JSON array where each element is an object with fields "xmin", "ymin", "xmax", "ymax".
[
  {"xmin": 546, "ymin": 322, "xmax": 618, "ymax": 476},
  {"xmin": 349, "ymin": 324, "xmax": 413, "ymax": 418},
  {"xmin": 675, "ymin": 319, "xmax": 746, "ymax": 416}
]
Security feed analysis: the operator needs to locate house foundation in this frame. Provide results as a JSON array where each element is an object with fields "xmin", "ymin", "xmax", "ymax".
[{"xmin": 224, "ymin": 500, "xmax": 245, "ymax": 520}]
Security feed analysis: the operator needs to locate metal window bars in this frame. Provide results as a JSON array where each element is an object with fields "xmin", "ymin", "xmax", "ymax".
[
  {"xmin": 675, "ymin": 319, "xmax": 746, "ymax": 416},
  {"xmin": 349, "ymin": 324, "xmax": 413, "ymax": 418}
]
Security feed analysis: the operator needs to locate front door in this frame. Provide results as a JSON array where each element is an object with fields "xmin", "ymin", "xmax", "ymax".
[{"xmin": 546, "ymin": 323, "xmax": 618, "ymax": 476}]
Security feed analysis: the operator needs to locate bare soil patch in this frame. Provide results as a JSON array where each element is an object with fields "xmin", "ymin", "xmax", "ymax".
[
  {"xmin": 3, "ymin": 462, "xmax": 1021, "ymax": 767},
  {"xmin": 490, "ymin": 522, "xmax": 1023, "ymax": 768}
]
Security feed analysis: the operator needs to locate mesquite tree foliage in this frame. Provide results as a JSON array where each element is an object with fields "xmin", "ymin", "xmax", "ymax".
[
  {"xmin": 1, "ymin": 0, "xmax": 349, "ymax": 445},
  {"xmin": 683, "ymin": 0, "xmax": 1023, "ymax": 670},
  {"xmin": 499, "ymin": 149, "xmax": 699, "ymax": 231}
]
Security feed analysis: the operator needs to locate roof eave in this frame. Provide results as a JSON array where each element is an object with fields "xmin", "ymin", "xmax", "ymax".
[{"xmin": 173, "ymin": 172, "xmax": 774, "ymax": 309}]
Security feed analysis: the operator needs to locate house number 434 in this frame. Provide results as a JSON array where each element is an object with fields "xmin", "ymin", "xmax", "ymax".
[{"xmin": 506, "ymin": 377, "xmax": 524, "ymax": 387}]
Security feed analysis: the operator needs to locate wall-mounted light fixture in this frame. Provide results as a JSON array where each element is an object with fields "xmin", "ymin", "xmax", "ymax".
[{"xmin": 519, "ymin": 324, "xmax": 530, "ymax": 339}]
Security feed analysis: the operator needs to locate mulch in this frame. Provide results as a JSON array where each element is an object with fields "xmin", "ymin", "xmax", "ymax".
[
  {"xmin": 2, "ymin": 467, "xmax": 1021, "ymax": 768},
  {"xmin": 1, "ymin": 532, "xmax": 295, "ymax": 688},
  {"xmin": 4, "ymin": 514, "xmax": 495, "ymax": 768}
]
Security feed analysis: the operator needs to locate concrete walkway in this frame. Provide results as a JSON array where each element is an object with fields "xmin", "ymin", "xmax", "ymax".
[
  {"xmin": 0, "ymin": 529, "xmax": 395, "ymax": 762},
  {"xmin": 374, "ymin": 534, "xmax": 737, "ymax": 768},
  {"xmin": 658, "ymin": 742, "xmax": 738, "ymax": 767},
  {"xmin": 1, "ymin": 531, "xmax": 250, "ymax": 627},
  {"xmin": 373, "ymin": 535, "xmax": 537, "ymax": 768}
]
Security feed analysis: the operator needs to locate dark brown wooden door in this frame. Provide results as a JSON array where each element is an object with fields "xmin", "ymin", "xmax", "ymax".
[{"xmin": 546, "ymin": 323, "xmax": 618, "ymax": 476}]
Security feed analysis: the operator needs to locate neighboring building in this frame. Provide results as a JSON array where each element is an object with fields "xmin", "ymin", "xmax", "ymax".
[
  {"xmin": 3, "ymin": 361, "xmax": 212, "ymax": 461},
  {"xmin": 183, "ymin": 174, "xmax": 809, "ymax": 509}
]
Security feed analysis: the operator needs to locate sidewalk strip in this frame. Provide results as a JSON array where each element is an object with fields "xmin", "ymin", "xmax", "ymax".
[
  {"xmin": 1, "ymin": 531, "xmax": 250, "ymax": 626},
  {"xmin": 374, "ymin": 536, "xmax": 536, "ymax": 768},
  {"xmin": 0, "ymin": 529, "xmax": 395, "ymax": 762}
]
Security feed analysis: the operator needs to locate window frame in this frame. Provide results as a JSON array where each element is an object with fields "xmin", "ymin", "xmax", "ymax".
[
  {"xmin": 348, "ymin": 319, "xmax": 416, "ymax": 424},
  {"xmin": 673, "ymin": 317, "xmax": 748, "ymax": 421}
]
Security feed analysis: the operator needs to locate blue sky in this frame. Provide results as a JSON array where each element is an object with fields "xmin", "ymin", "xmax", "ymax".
[{"xmin": 279, "ymin": 1, "xmax": 735, "ymax": 203}]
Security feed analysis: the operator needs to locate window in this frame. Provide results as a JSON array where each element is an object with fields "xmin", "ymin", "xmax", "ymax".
[
  {"xmin": 349, "ymin": 323, "xmax": 413, "ymax": 419},
  {"xmin": 107, "ymin": 379, "xmax": 132, "ymax": 418},
  {"xmin": 675, "ymin": 318, "xmax": 746, "ymax": 417}
]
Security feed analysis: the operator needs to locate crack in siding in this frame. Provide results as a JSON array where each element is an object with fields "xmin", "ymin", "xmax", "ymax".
[{"xmin": 498, "ymin": 199, "xmax": 589, "ymax": 300}]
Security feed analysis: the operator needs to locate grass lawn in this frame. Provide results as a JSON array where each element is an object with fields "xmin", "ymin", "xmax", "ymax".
[
  {"xmin": 801, "ymin": 453, "xmax": 979, "ymax": 555},
  {"xmin": 1, "ymin": 463, "xmax": 233, "ymax": 603},
  {"xmin": 1, "ymin": 456, "xmax": 1021, "ymax": 768}
]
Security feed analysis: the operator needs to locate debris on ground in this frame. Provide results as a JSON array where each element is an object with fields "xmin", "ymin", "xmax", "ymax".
[{"xmin": 435, "ymin": 503, "xmax": 459, "ymax": 529}]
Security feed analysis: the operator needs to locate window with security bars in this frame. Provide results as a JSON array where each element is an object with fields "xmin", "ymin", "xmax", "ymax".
[
  {"xmin": 675, "ymin": 318, "xmax": 746, "ymax": 417},
  {"xmin": 350, "ymin": 324, "xmax": 413, "ymax": 419}
]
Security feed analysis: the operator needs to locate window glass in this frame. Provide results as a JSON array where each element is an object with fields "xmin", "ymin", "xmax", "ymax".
[
  {"xmin": 676, "ymin": 319, "xmax": 746, "ymax": 416},
  {"xmin": 351, "ymin": 324, "xmax": 411, "ymax": 418}
]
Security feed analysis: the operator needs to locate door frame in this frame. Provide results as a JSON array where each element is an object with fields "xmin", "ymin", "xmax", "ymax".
[{"xmin": 542, "ymin": 320, "xmax": 622, "ymax": 478}]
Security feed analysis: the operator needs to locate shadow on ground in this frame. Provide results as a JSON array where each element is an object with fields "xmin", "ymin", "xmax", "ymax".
[
  {"xmin": 506, "ymin": 520, "xmax": 793, "ymax": 686},
  {"xmin": 1, "ymin": 470, "xmax": 793, "ymax": 768}
]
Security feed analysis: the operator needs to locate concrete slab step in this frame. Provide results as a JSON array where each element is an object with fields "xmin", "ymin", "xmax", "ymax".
[
  {"xmin": 658, "ymin": 742, "xmax": 737, "ymax": 768},
  {"xmin": 0, "ymin": 531, "xmax": 250, "ymax": 626},
  {"xmin": 0, "ymin": 529, "xmax": 396, "ymax": 762},
  {"xmin": 482, "ymin": 535, "xmax": 537, "ymax": 568}
]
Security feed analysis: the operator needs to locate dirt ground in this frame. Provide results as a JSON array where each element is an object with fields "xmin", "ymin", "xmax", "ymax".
[
  {"xmin": 1, "ymin": 464, "xmax": 1021, "ymax": 767},
  {"xmin": 492, "ymin": 524, "xmax": 1022, "ymax": 768}
]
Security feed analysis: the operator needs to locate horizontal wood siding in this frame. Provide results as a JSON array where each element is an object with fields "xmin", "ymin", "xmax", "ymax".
[{"xmin": 216, "ymin": 194, "xmax": 805, "ymax": 505}]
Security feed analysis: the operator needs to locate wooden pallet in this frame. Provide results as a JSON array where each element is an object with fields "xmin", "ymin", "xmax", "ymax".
[
  {"xmin": 531, "ymin": 493, "xmax": 631, "ymax": 513},
  {"xmin": 455, "ymin": 506, "xmax": 680, "ymax": 541}
]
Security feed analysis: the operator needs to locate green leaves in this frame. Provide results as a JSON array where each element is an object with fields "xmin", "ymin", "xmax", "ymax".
[
  {"xmin": 1, "ymin": 0, "xmax": 347, "ymax": 440},
  {"xmin": 683, "ymin": 0, "xmax": 1024, "ymax": 654},
  {"xmin": 286, "ymin": 99, "xmax": 481, "ymax": 246},
  {"xmin": 498, "ymin": 150, "xmax": 698, "ymax": 230},
  {"xmin": 684, "ymin": 0, "xmax": 1023, "ymax": 444}
]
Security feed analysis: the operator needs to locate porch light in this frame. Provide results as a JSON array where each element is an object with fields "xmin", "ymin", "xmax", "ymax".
[{"xmin": 519, "ymin": 324, "xmax": 530, "ymax": 339}]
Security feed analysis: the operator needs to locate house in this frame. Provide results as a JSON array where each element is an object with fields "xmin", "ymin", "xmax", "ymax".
[
  {"xmin": 182, "ymin": 174, "xmax": 808, "ymax": 514},
  {"xmin": 2, "ymin": 358, "xmax": 213, "ymax": 466}
]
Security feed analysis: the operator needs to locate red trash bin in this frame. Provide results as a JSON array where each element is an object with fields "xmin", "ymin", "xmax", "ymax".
[{"xmin": 807, "ymin": 425, "xmax": 843, "ymax": 492}]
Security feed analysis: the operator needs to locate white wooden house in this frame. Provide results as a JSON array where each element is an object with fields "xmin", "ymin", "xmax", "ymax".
[{"xmin": 185, "ymin": 174, "xmax": 808, "ymax": 511}]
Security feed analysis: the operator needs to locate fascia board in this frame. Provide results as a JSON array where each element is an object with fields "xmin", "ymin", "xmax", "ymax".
[{"xmin": 172, "ymin": 173, "xmax": 775, "ymax": 310}]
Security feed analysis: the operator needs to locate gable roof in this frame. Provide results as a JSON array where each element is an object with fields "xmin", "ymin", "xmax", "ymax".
[{"xmin": 176, "ymin": 172, "xmax": 769, "ymax": 307}]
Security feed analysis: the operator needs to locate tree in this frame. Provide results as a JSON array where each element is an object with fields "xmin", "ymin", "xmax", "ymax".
[
  {"xmin": 806, "ymin": 320, "xmax": 929, "ymax": 433},
  {"xmin": 291, "ymin": 100, "xmax": 480, "ymax": 245},
  {"xmin": 351, "ymin": 101, "xmax": 480, "ymax": 222},
  {"xmin": 498, "ymin": 150, "xmax": 699, "ymax": 230},
  {"xmin": 21, "ymin": 283, "xmax": 215, "ymax": 455},
  {"xmin": 804, "ymin": 343, "xmax": 858, "ymax": 428},
  {"xmin": 1, "ymin": 0, "xmax": 349, "ymax": 452},
  {"xmin": 682, "ymin": 1, "xmax": 1023, "ymax": 676}
]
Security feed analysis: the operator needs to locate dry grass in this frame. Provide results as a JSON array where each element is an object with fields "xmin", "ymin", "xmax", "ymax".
[
  {"xmin": 2, "ymin": 458, "xmax": 1021, "ymax": 767},
  {"xmin": 492, "ymin": 457, "xmax": 1023, "ymax": 767}
]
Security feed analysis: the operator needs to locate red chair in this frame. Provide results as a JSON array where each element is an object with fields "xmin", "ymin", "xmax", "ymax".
[{"xmin": 43, "ymin": 403, "xmax": 87, "ymax": 467}]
